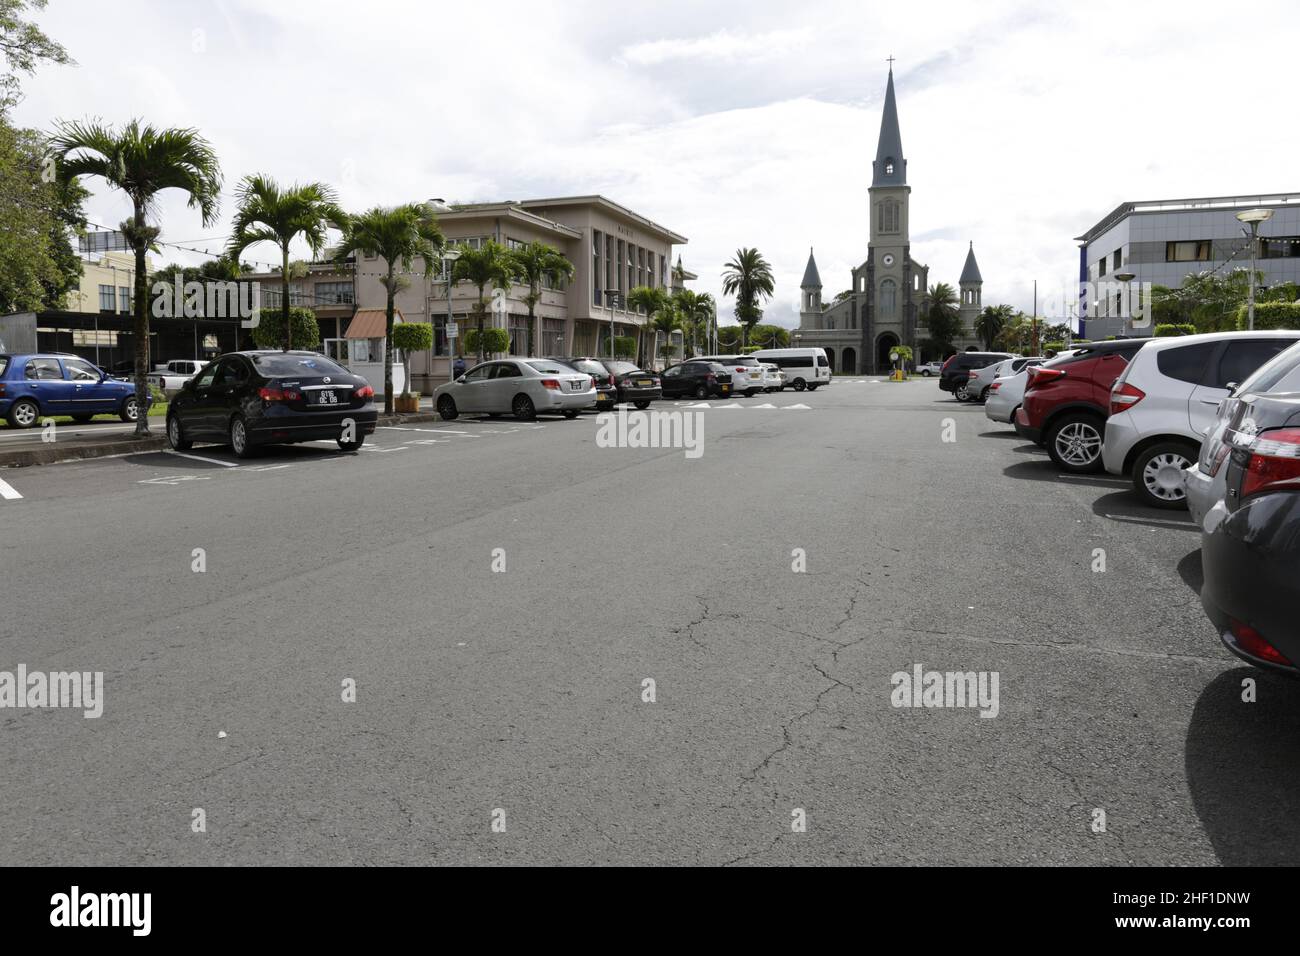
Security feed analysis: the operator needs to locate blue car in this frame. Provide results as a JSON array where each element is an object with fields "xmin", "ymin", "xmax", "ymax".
[{"xmin": 0, "ymin": 353, "xmax": 149, "ymax": 428}]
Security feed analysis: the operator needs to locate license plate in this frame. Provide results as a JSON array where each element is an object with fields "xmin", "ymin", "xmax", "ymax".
[
  {"xmin": 637, "ymin": 379, "xmax": 652, "ymax": 387},
  {"xmin": 312, "ymin": 390, "xmax": 339, "ymax": 405},
  {"xmin": 571, "ymin": 381, "xmax": 585, "ymax": 391}
]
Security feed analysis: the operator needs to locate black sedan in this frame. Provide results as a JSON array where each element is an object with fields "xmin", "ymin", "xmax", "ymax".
[
  {"xmin": 547, "ymin": 357, "xmax": 617, "ymax": 411},
  {"xmin": 1201, "ymin": 389, "xmax": 1300, "ymax": 674},
  {"xmin": 659, "ymin": 361, "xmax": 732, "ymax": 399},
  {"xmin": 600, "ymin": 360, "xmax": 661, "ymax": 408},
  {"xmin": 166, "ymin": 351, "xmax": 378, "ymax": 458}
]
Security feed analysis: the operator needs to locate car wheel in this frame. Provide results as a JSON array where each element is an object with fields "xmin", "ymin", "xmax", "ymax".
[
  {"xmin": 807, "ymin": 384, "xmax": 819, "ymax": 392},
  {"xmin": 167, "ymin": 413, "xmax": 193, "ymax": 450},
  {"xmin": 792, "ymin": 379, "xmax": 806, "ymax": 391},
  {"xmin": 512, "ymin": 394, "xmax": 536, "ymax": 420},
  {"xmin": 337, "ymin": 434, "xmax": 364, "ymax": 452},
  {"xmin": 921, "ymin": 370, "xmax": 932, "ymax": 377},
  {"xmin": 229, "ymin": 415, "xmax": 256, "ymax": 459},
  {"xmin": 1046, "ymin": 414, "xmax": 1104, "ymax": 473},
  {"xmin": 71, "ymin": 414, "xmax": 94, "ymax": 423},
  {"xmin": 437, "ymin": 396, "xmax": 458, "ymax": 421},
  {"xmin": 634, "ymin": 400, "xmax": 651, "ymax": 409},
  {"xmin": 119, "ymin": 395, "xmax": 140, "ymax": 422},
  {"xmin": 562, "ymin": 410, "xmax": 579, "ymax": 419},
  {"xmin": 1132, "ymin": 441, "xmax": 1197, "ymax": 510},
  {"xmin": 6, "ymin": 398, "xmax": 39, "ymax": 429},
  {"xmin": 694, "ymin": 385, "xmax": 708, "ymax": 399},
  {"xmin": 954, "ymin": 383, "xmax": 971, "ymax": 402},
  {"xmin": 747, "ymin": 389, "xmax": 760, "ymax": 397},
  {"xmin": 978, "ymin": 387, "xmax": 990, "ymax": 403}
]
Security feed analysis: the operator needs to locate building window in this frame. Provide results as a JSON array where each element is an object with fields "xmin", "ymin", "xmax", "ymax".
[
  {"xmin": 877, "ymin": 201, "xmax": 900, "ymax": 234},
  {"xmin": 660, "ymin": 254, "xmax": 666, "ymax": 287},
  {"xmin": 880, "ymin": 279, "xmax": 897, "ymax": 316},
  {"xmin": 119, "ymin": 286, "xmax": 131, "ymax": 313},
  {"xmin": 506, "ymin": 237, "xmax": 527, "ymax": 251},
  {"xmin": 314, "ymin": 281, "xmax": 354, "ymax": 305},
  {"xmin": 98, "ymin": 284, "xmax": 116, "ymax": 312},
  {"xmin": 1261, "ymin": 237, "xmax": 1300, "ymax": 258},
  {"xmin": 1113, "ymin": 249, "xmax": 1122, "ymax": 272},
  {"xmin": 1166, "ymin": 240, "xmax": 1211, "ymax": 262},
  {"xmin": 592, "ymin": 230, "xmax": 602, "ymax": 305},
  {"xmin": 508, "ymin": 314, "xmax": 529, "ymax": 355},
  {"xmin": 542, "ymin": 317, "xmax": 565, "ymax": 355}
]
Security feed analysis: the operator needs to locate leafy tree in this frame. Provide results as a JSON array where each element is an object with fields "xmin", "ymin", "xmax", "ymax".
[
  {"xmin": 721, "ymin": 247, "xmax": 774, "ymax": 348},
  {"xmin": 627, "ymin": 285, "xmax": 672, "ymax": 366},
  {"xmin": 251, "ymin": 306, "xmax": 319, "ymax": 351},
  {"xmin": 924, "ymin": 282, "xmax": 962, "ymax": 347},
  {"xmin": 333, "ymin": 203, "xmax": 445, "ymax": 414},
  {"xmin": 612, "ymin": 335, "xmax": 637, "ymax": 360},
  {"xmin": 749, "ymin": 324, "xmax": 790, "ymax": 349},
  {"xmin": 391, "ymin": 322, "xmax": 433, "ymax": 397},
  {"xmin": 0, "ymin": 0, "xmax": 72, "ymax": 110},
  {"xmin": 0, "ymin": 115, "xmax": 84, "ymax": 312},
  {"xmin": 506, "ymin": 240, "xmax": 573, "ymax": 356},
  {"xmin": 451, "ymin": 240, "xmax": 513, "ymax": 363},
  {"xmin": 228, "ymin": 175, "xmax": 344, "ymax": 351},
  {"xmin": 52, "ymin": 119, "xmax": 222, "ymax": 435},
  {"xmin": 975, "ymin": 304, "xmax": 1014, "ymax": 350},
  {"xmin": 462, "ymin": 326, "xmax": 510, "ymax": 356}
]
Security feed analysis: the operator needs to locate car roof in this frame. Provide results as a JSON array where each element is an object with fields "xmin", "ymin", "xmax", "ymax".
[{"xmin": 1135, "ymin": 330, "xmax": 1300, "ymax": 353}]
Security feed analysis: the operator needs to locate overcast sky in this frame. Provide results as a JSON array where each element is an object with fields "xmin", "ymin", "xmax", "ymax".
[{"xmin": 12, "ymin": 0, "xmax": 1299, "ymax": 328}]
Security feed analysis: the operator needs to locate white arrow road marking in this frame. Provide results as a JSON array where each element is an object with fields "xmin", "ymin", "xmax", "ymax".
[
  {"xmin": 0, "ymin": 477, "xmax": 22, "ymax": 500},
  {"xmin": 751, "ymin": 403, "xmax": 777, "ymax": 409},
  {"xmin": 782, "ymin": 403, "xmax": 811, "ymax": 409},
  {"xmin": 163, "ymin": 450, "xmax": 239, "ymax": 468},
  {"xmin": 683, "ymin": 402, "xmax": 710, "ymax": 408}
]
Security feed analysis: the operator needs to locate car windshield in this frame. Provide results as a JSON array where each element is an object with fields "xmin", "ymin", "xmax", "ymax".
[
  {"xmin": 526, "ymin": 361, "xmax": 572, "ymax": 375},
  {"xmin": 251, "ymin": 353, "xmax": 348, "ymax": 377}
]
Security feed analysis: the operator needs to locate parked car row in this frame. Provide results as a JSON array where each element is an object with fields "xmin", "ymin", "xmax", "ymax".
[{"xmin": 974, "ymin": 331, "xmax": 1300, "ymax": 678}]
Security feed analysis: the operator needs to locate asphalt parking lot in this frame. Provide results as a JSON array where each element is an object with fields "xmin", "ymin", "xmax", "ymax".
[{"xmin": 0, "ymin": 376, "xmax": 1291, "ymax": 865}]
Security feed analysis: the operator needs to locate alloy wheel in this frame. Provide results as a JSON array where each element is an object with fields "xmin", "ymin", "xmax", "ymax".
[{"xmin": 1054, "ymin": 421, "xmax": 1101, "ymax": 466}]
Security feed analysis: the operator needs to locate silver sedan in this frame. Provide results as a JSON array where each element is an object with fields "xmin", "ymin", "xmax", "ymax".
[{"xmin": 434, "ymin": 358, "xmax": 596, "ymax": 420}]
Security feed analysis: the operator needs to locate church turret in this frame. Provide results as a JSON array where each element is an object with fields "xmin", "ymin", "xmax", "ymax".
[
  {"xmin": 800, "ymin": 247, "xmax": 822, "ymax": 316},
  {"xmin": 959, "ymin": 241, "xmax": 983, "ymax": 333},
  {"xmin": 871, "ymin": 65, "xmax": 906, "ymax": 187}
]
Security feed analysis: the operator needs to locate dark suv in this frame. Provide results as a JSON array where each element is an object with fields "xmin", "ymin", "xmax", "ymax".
[
  {"xmin": 939, "ymin": 352, "xmax": 1012, "ymax": 401},
  {"xmin": 660, "ymin": 361, "xmax": 732, "ymax": 399},
  {"xmin": 548, "ymin": 357, "xmax": 617, "ymax": 411},
  {"xmin": 1017, "ymin": 338, "xmax": 1151, "ymax": 472}
]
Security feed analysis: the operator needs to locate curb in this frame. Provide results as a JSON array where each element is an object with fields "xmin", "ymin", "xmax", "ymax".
[
  {"xmin": 0, "ymin": 409, "xmax": 442, "ymax": 468},
  {"xmin": 0, "ymin": 435, "xmax": 169, "ymax": 469}
]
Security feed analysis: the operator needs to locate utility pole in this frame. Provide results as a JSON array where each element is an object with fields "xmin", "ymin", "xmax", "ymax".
[{"xmin": 1032, "ymin": 280, "xmax": 1039, "ymax": 356}]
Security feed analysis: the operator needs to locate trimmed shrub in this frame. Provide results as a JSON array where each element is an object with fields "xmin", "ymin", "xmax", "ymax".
[
  {"xmin": 252, "ymin": 306, "xmax": 320, "ymax": 350},
  {"xmin": 613, "ymin": 335, "xmax": 637, "ymax": 359},
  {"xmin": 462, "ymin": 327, "xmax": 511, "ymax": 355},
  {"xmin": 1154, "ymin": 323, "xmax": 1196, "ymax": 337},
  {"xmin": 1235, "ymin": 301, "xmax": 1300, "ymax": 331}
]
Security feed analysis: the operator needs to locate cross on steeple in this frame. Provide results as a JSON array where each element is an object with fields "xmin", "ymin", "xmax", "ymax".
[{"xmin": 886, "ymin": 55, "xmax": 895, "ymax": 71}]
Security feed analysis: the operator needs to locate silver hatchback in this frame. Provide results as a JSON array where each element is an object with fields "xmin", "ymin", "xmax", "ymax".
[{"xmin": 434, "ymin": 358, "xmax": 596, "ymax": 420}]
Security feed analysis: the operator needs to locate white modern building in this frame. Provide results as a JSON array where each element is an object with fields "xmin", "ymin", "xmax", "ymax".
[{"xmin": 1075, "ymin": 192, "xmax": 1300, "ymax": 338}]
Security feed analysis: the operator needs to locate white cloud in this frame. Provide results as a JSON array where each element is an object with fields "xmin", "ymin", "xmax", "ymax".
[{"xmin": 11, "ymin": 0, "xmax": 1300, "ymax": 322}]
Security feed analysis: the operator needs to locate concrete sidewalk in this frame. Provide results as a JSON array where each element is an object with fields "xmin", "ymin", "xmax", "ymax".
[{"xmin": 0, "ymin": 397, "xmax": 441, "ymax": 468}]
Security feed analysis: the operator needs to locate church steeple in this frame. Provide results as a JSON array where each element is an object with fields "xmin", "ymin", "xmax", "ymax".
[
  {"xmin": 800, "ymin": 247, "xmax": 822, "ymax": 290},
  {"xmin": 871, "ymin": 65, "xmax": 906, "ymax": 187},
  {"xmin": 800, "ymin": 247, "xmax": 823, "ymax": 315}
]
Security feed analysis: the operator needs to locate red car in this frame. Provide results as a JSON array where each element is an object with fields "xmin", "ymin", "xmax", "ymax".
[{"xmin": 1015, "ymin": 339, "xmax": 1150, "ymax": 472}]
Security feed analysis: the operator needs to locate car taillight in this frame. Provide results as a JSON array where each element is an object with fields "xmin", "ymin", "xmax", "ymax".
[
  {"xmin": 1241, "ymin": 427, "xmax": 1300, "ymax": 498},
  {"xmin": 1109, "ymin": 382, "xmax": 1145, "ymax": 416},
  {"xmin": 0, "ymin": 384, "xmax": 6, "ymax": 395},
  {"xmin": 355, "ymin": 385, "xmax": 374, "ymax": 400},
  {"xmin": 967, "ymin": 370, "xmax": 978, "ymax": 379},
  {"xmin": 541, "ymin": 379, "xmax": 561, "ymax": 390},
  {"xmin": 989, "ymin": 382, "xmax": 1001, "ymax": 391},
  {"xmin": 1028, "ymin": 367, "xmax": 1065, "ymax": 387},
  {"xmin": 258, "ymin": 386, "xmax": 300, "ymax": 402},
  {"xmin": 1230, "ymin": 618, "xmax": 1292, "ymax": 666},
  {"xmin": 735, "ymin": 367, "xmax": 745, "ymax": 373}
]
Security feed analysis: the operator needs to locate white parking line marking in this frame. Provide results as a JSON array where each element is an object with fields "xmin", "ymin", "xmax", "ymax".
[
  {"xmin": 1058, "ymin": 474, "xmax": 1128, "ymax": 485},
  {"xmin": 139, "ymin": 475, "xmax": 213, "ymax": 486},
  {"xmin": 163, "ymin": 450, "xmax": 240, "ymax": 468},
  {"xmin": 1104, "ymin": 513, "xmax": 1194, "ymax": 528},
  {"xmin": 252, "ymin": 464, "xmax": 293, "ymax": 472},
  {"xmin": 0, "ymin": 477, "xmax": 22, "ymax": 500}
]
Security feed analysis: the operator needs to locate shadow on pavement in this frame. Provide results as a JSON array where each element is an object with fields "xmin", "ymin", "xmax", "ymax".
[
  {"xmin": 1001, "ymin": 459, "xmax": 1119, "ymax": 485},
  {"xmin": 1089, "ymin": 490, "xmax": 1199, "ymax": 532},
  {"xmin": 1177, "ymin": 548, "xmax": 1204, "ymax": 596},
  {"xmin": 978, "ymin": 430, "xmax": 1022, "ymax": 440},
  {"xmin": 1186, "ymin": 668, "xmax": 1300, "ymax": 864}
]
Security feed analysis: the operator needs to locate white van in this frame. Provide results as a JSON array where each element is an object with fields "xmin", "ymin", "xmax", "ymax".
[{"xmin": 749, "ymin": 348, "xmax": 831, "ymax": 391}]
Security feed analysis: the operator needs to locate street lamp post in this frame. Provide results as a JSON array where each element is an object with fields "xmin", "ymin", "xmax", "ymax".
[
  {"xmin": 1237, "ymin": 208, "xmax": 1274, "ymax": 331},
  {"xmin": 604, "ymin": 288, "xmax": 622, "ymax": 362},
  {"xmin": 442, "ymin": 248, "xmax": 461, "ymax": 382},
  {"xmin": 1114, "ymin": 271, "xmax": 1136, "ymax": 338}
]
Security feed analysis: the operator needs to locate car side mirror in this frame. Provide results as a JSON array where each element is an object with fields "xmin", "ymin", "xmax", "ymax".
[
  {"xmin": 456, "ymin": 375, "xmax": 467, "ymax": 384},
  {"xmin": 1226, "ymin": 382, "xmax": 1239, "ymax": 396}
]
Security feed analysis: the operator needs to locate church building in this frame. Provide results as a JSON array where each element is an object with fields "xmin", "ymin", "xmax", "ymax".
[{"xmin": 794, "ymin": 65, "xmax": 984, "ymax": 373}]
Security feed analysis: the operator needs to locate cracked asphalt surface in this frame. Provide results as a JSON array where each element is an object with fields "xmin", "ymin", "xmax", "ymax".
[{"xmin": 0, "ymin": 376, "xmax": 1291, "ymax": 866}]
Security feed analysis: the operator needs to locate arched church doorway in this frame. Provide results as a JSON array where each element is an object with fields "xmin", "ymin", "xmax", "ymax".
[
  {"xmin": 825, "ymin": 348, "xmax": 835, "ymax": 372},
  {"xmin": 875, "ymin": 332, "xmax": 899, "ymax": 373},
  {"xmin": 841, "ymin": 347, "xmax": 856, "ymax": 374}
]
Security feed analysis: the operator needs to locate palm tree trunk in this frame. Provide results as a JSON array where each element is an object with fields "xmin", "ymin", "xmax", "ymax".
[
  {"xmin": 281, "ymin": 247, "xmax": 292, "ymax": 351},
  {"xmin": 132, "ymin": 202, "xmax": 150, "ymax": 436},
  {"xmin": 527, "ymin": 298, "xmax": 536, "ymax": 357},
  {"xmin": 476, "ymin": 284, "xmax": 486, "ymax": 362},
  {"xmin": 383, "ymin": 269, "xmax": 395, "ymax": 416}
]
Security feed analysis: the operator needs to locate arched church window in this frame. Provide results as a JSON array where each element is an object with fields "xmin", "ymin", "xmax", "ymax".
[
  {"xmin": 880, "ymin": 279, "xmax": 897, "ymax": 316},
  {"xmin": 877, "ymin": 200, "xmax": 900, "ymax": 234},
  {"xmin": 884, "ymin": 158, "xmax": 895, "ymax": 176}
]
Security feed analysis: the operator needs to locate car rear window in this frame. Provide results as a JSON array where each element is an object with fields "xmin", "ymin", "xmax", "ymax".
[
  {"xmin": 1155, "ymin": 342, "xmax": 1216, "ymax": 385},
  {"xmin": 1237, "ymin": 340, "xmax": 1300, "ymax": 394},
  {"xmin": 251, "ymin": 353, "xmax": 348, "ymax": 377},
  {"xmin": 0, "ymin": 356, "xmax": 8, "ymax": 376},
  {"xmin": 1213, "ymin": 338, "xmax": 1297, "ymax": 390},
  {"xmin": 566, "ymin": 360, "xmax": 606, "ymax": 375},
  {"xmin": 526, "ymin": 361, "xmax": 572, "ymax": 375},
  {"xmin": 606, "ymin": 362, "xmax": 640, "ymax": 375}
]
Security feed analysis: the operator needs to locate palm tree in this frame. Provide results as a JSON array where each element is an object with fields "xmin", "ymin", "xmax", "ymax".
[
  {"xmin": 627, "ymin": 286, "xmax": 671, "ymax": 367},
  {"xmin": 333, "ymin": 204, "xmax": 445, "ymax": 414},
  {"xmin": 451, "ymin": 240, "xmax": 514, "ymax": 363},
  {"xmin": 924, "ymin": 281, "xmax": 962, "ymax": 347},
  {"xmin": 228, "ymin": 175, "xmax": 345, "ymax": 351},
  {"xmin": 672, "ymin": 289, "xmax": 716, "ymax": 356},
  {"xmin": 51, "ymin": 119, "xmax": 221, "ymax": 435},
  {"xmin": 720, "ymin": 247, "xmax": 774, "ymax": 349},
  {"xmin": 506, "ymin": 241, "xmax": 574, "ymax": 356},
  {"xmin": 975, "ymin": 303, "xmax": 1015, "ymax": 351}
]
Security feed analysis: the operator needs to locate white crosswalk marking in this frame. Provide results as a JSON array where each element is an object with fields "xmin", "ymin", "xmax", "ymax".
[{"xmin": 0, "ymin": 477, "xmax": 22, "ymax": 500}]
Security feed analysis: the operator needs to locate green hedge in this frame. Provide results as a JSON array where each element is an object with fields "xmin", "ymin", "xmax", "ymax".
[
  {"xmin": 1235, "ymin": 301, "xmax": 1300, "ymax": 331},
  {"xmin": 1154, "ymin": 323, "xmax": 1196, "ymax": 337},
  {"xmin": 462, "ymin": 327, "xmax": 511, "ymax": 354},
  {"xmin": 252, "ymin": 306, "xmax": 320, "ymax": 350}
]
